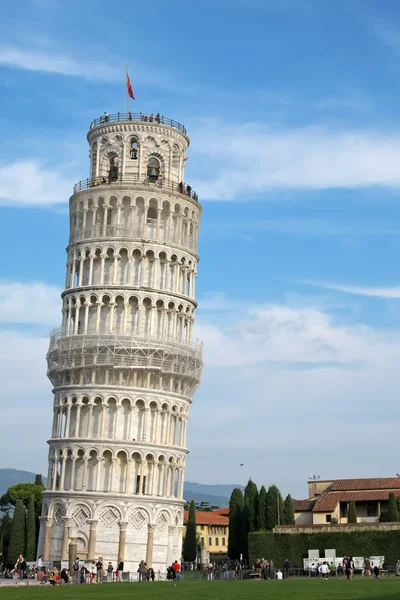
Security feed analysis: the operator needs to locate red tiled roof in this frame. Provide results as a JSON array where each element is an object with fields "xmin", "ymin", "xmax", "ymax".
[
  {"xmin": 184, "ymin": 510, "xmax": 229, "ymax": 525},
  {"xmin": 313, "ymin": 490, "xmax": 400, "ymax": 512},
  {"xmin": 212, "ymin": 508, "xmax": 229, "ymax": 516},
  {"xmin": 293, "ymin": 499, "xmax": 315, "ymax": 512},
  {"xmin": 312, "ymin": 478, "xmax": 400, "ymax": 491}
]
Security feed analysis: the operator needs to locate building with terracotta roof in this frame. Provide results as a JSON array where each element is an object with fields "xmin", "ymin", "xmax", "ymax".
[
  {"xmin": 183, "ymin": 510, "xmax": 229, "ymax": 557},
  {"xmin": 293, "ymin": 477, "xmax": 400, "ymax": 525}
]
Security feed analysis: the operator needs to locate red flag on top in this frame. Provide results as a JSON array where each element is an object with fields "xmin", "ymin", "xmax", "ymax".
[{"xmin": 126, "ymin": 67, "xmax": 135, "ymax": 100}]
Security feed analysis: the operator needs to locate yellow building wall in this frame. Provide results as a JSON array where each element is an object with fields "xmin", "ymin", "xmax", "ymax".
[{"xmin": 183, "ymin": 523, "xmax": 229, "ymax": 555}]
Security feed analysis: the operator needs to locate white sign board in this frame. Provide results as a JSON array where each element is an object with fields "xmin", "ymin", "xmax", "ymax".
[
  {"xmin": 370, "ymin": 556, "xmax": 385, "ymax": 569},
  {"xmin": 308, "ymin": 549, "xmax": 320, "ymax": 560},
  {"xmin": 325, "ymin": 549, "xmax": 336, "ymax": 560}
]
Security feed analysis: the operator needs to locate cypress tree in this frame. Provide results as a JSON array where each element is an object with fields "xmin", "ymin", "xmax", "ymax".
[
  {"xmin": 347, "ymin": 501, "xmax": 357, "ymax": 523},
  {"xmin": 25, "ymin": 495, "xmax": 36, "ymax": 560},
  {"xmin": 283, "ymin": 494, "xmax": 295, "ymax": 525},
  {"xmin": 8, "ymin": 500, "xmax": 26, "ymax": 564},
  {"xmin": 265, "ymin": 485, "xmax": 284, "ymax": 530},
  {"xmin": 388, "ymin": 492, "xmax": 399, "ymax": 522},
  {"xmin": 34, "ymin": 475, "xmax": 43, "ymax": 487},
  {"xmin": 1, "ymin": 514, "xmax": 12, "ymax": 560},
  {"xmin": 257, "ymin": 486, "xmax": 267, "ymax": 530},
  {"xmin": 183, "ymin": 500, "xmax": 197, "ymax": 561},
  {"xmin": 228, "ymin": 488, "xmax": 244, "ymax": 560},
  {"xmin": 244, "ymin": 479, "xmax": 258, "ymax": 532}
]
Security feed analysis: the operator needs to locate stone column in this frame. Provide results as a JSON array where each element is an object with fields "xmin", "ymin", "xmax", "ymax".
[
  {"xmin": 61, "ymin": 518, "xmax": 70, "ymax": 561},
  {"xmin": 68, "ymin": 537, "xmax": 78, "ymax": 578},
  {"xmin": 42, "ymin": 517, "xmax": 53, "ymax": 562},
  {"xmin": 118, "ymin": 522, "xmax": 128, "ymax": 562},
  {"xmin": 65, "ymin": 404, "xmax": 72, "ymax": 437},
  {"xmin": 84, "ymin": 302, "xmax": 90, "ymax": 334},
  {"xmin": 138, "ymin": 461, "xmax": 145, "ymax": 495},
  {"xmin": 87, "ymin": 520, "xmax": 98, "ymax": 560},
  {"xmin": 88, "ymin": 255, "xmax": 94, "ymax": 286},
  {"xmin": 59, "ymin": 455, "xmax": 66, "ymax": 490},
  {"xmin": 145, "ymin": 524, "xmax": 155, "ymax": 568},
  {"xmin": 78, "ymin": 257, "xmax": 84, "ymax": 287},
  {"xmin": 75, "ymin": 404, "xmax": 82, "ymax": 438},
  {"xmin": 70, "ymin": 457, "xmax": 77, "ymax": 491}
]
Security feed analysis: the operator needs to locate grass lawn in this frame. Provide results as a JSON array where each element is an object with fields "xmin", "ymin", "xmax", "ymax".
[{"xmin": 1, "ymin": 579, "xmax": 400, "ymax": 600}]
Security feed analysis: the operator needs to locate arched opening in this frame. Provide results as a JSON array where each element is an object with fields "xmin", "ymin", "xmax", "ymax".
[
  {"xmin": 108, "ymin": 155, "xmax": 119, "ymax": 182},
  {"xmin": 130, "ymin": 138, "xmax": 139, "ymax": 160},
  {"xmin": 147, "ymin": 157, "xmax": 160, "ymax": 182}
]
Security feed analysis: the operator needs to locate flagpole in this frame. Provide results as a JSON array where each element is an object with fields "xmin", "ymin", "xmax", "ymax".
[{"xmin": 126, "ymin": 64, "xmax": 129, "ymax": 115}]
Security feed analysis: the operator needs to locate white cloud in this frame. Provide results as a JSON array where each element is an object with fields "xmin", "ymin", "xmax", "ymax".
[
  {"xmin": 297, "ymin": 279, "xmax": 400, "ymax": 299},
  {"xmin": 0, "ymin": 46, "xmax": 121, "ymax": 82},
  {"xmin": 0, "ymin": 282, "xmax": 61, "ymax": 325},
  {"xmin": 191, "ymin": 298, "xmax": 400, "ymax": 492},
  {"xmin": 0, "ymin": 45, "xmax": 177, "ymax": 91},
  {"xmin": 196, "ymin": 302, "xmax": 400, "ymax": 367},
  {"xmin": 0, "ymin": 160, "xmax": 73, "ymax": 206},
  {"xmin": 189, "ymin": 121, "xmax": 400, "ymax": 199}
]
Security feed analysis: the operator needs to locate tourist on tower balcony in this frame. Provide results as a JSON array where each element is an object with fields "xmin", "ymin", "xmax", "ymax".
[
  {"xmin": 156, "ymin": 113, "xmax": 161, "ymax": 123},
  {"xmin": 157, "ymin": 174, "xmax": 163, "ymax": 188},
  {"xmin": 178, "ymin": 181, "xmax": 184, "ymax": 194}
]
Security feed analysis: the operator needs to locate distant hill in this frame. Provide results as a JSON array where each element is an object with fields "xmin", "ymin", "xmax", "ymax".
[
  {"xmin": 0, "ymin": 468, "xmax": 47, "ymax": 495},
  {"xmin": 183, "ymin": 481, "xmax": 244, "ymax": 508},
  {"xmin": 0, "ymin": 469, "xmax": 240, "ymax": 508}
]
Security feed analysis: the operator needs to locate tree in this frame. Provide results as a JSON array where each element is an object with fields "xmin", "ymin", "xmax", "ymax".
[
  {"xmin": 0, "ymin": 482, "xmax": 45, "ymax": 513},
  {"xmin": 34, "ymin": 475, "xmax": 43, "ymax": 487},
  {"xmin": 347, "ymin": 501, "xmax": 357, "ymax": 523},
  {"xmin": 265, "ymin": 485, "xmax": 284, "ymax": 530},
  {"xmin": 0, "ymin": 514, "xmax": 12, "ymax": 560},
  {"xmin": 388, "ymin": 492, "xmax": 399, "ymax": 522},
  {"xmin": 242, "ymin": 480, "xmax": 258, "ymax": 562},
  {"xmin": 283, "ymin": 494, "xmax": 295, "ymax": 525},
  {"xmin": 25, "ymin": 495, "xmax": 36, "ymax": 560},
  {"xmin": 183, "ymin": 500, "xmax": 197, "ymax": 562},
  {"xmin": 244, "ymin": 480, "xmax": 258, "ymax": 533},
  {"xmin": 8, "ymin": 500, "xmax": 26, "ymax": 564},
  {"xmin": 257, "ymin": 486, "xmax": 267, "ymax": 530},
  {"xmin": 228, "ymin": 488, "xmax": 244, "ymax": 560}
]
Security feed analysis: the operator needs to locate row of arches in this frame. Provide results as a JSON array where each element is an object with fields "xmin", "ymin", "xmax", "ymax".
[
  {"xmin": 65, "ymin": 246, "xmax": 197, "ymax": 300},
  {"xmin": 89, "ymin": 130, "xmax": 188, "ymax": 186},
  {"xmin": 44, "ymin": 497, "xmax": 182, "ymax": 527},
  {"xmin": 70, "ymin": 195, "xmax": 200, "ymax": 252},
  {"xmin": 52, "ymin": 396, "xmax": 188, "ymax": 447},
  {"xmin": 62, "ymin": 292, "xmax": 195, "ymax": 342},
  {"xmin": 48, "ymin": 363, "xmax": 200, "ymax": 398},
  {"xmin": 48, "ymin": 448, "xmax": 185, "ymax": 498}
]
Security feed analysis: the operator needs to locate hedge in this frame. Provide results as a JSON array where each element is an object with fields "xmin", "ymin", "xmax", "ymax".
[{"xmin": 249, "ymin": 530, "xmax": 400, "ymax": 567}]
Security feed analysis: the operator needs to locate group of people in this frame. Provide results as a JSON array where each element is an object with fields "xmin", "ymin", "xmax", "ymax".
[
  {"xmin": 71, "ymin": 556, "xmax": 125, "ymax": 584},
  {"xmin": 253, "ymin": 558, "xmax": 289, "ymax": 580},
  {"xmin": 310, "ymin": 555, "xmax": 382, "ymax": 579},
  {"xmin": 166, "ymin": 560, "xmax": 181, "ymax": 581}
]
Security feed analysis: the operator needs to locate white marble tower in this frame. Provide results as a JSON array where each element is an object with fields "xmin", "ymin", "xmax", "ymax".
[{"xmin": 37, "ymin": 112, "xmax": 203, "ymax": 573}]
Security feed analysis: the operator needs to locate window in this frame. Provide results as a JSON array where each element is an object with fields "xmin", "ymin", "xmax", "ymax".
[
  {"xmin": 130, "ymin": 139, "xmax": 138, "ymax": 160},
  {"xmin": 200, "ymin": 525, "xmax": 204, "ymax": 531},
  {"xmin": 340, "ymin": 503, "xmax": 347, "ymax": 518},
  {"xmin": 325, "ymin": 514, "xmax": 332, "ymax": 523},
  {"xmin": 215, "ymin": 537, "xmax": 219, "ymax": 546},
  {"xmin": 201, "ymin": 537, "xmax": 204, "ymax": 546},
  {"xmin": 222, "ymin": 537, "xmax": 226, "ymax": 546},
  {"xmin": 208, "ymin": 537, "xmax": 212, "ymax": 546},
  {"xmin": 147, "ymin": 157, "xmax": 160, "ymax": 182}
]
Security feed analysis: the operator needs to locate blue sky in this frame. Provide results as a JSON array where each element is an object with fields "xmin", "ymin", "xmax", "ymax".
[{"xmin": 2, "ymin": 0, "xmax": 400, "ymax": 499}]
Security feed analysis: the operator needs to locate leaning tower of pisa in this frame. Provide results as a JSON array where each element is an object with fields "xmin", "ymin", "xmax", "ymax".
[{"xmin": 37, "ymin": 112, "xmax": 203, "ymax": 573}]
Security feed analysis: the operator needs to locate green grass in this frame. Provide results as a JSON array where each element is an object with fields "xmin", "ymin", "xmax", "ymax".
[{"xmin": 1, "ymin": 579, "xmax": 400, "ymax": 600}]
